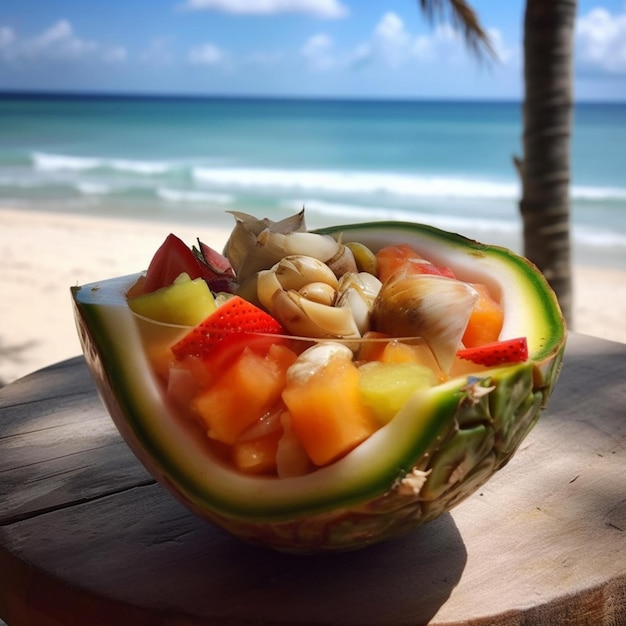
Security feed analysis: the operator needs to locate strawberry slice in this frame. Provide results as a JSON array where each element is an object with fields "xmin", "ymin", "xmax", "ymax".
[
  {"xmin": 456, "ymin": 337, "xmax": 528, "ymax": 367},
  {"xmin": 171, "ymin": 296, "xmax": 285, "ymax": 360}
]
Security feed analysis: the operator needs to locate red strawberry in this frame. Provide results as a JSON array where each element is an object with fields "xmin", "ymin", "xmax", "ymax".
[
  {"xmin": 137, "ymin": 234, "xmax": 237, "ymax": 296},
  {"xmin": 140, "ymin": 234, "xmax": 201, "ymax": 294},
  {"xmin": 456, "ymin": 337, "xmax": 528, "ymax": 366},
  {"xmin": 171, "ymin": 296, "xmax": 285, "ymax": 360}
]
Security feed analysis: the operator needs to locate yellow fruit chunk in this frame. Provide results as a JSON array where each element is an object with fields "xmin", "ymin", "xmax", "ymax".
[
  {"xmin": 128, "ymin": 272, "xmax": 216, "ymax": 326},
  {"xmin": 345, "ymin": 241, "xmax": 378, "ymax": 275}
]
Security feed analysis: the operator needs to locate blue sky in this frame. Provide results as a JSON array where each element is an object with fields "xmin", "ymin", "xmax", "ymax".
[{"xmin": 1, "ymin": 0, "xmax": 625, "ymax": 100}]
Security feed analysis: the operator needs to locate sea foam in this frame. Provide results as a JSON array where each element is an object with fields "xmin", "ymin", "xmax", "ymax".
[
  {"xmin": 32, "ymin": 152, "xmax": 171, "ymax": 176},
  {"xmin": 192, "ymin": 166, "xmax": 521, "ymax": 200},
  {"xmin": 30, "ymin": 153, "xmax": 626, "ymax": 204},
  {"xmin": 156, "ymin": 187, "xmax": 233, "ymax": 204},
  {"xmin": 287, "ymin": 199, "xmax": 520, "ymax": 235}
]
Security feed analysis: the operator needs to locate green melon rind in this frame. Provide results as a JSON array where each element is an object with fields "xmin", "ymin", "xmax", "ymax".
[{"xmin": 72, "ymin": 221, "xmax": 565, "ymax": 524}]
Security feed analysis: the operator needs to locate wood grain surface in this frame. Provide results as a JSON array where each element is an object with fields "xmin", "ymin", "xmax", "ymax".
[{"xmin": 1, "ymin": 333, "xmax": 625, "ymax": 626}]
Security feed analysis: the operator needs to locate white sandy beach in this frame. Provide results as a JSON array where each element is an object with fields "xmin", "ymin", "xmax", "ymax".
[{"xmin": 1, "ymin": 207, "xmax": 625, "ymax": 385}]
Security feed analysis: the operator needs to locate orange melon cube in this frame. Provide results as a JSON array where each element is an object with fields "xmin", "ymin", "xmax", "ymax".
[
  {"xmin": 231, "ymin": 430, "xmax": 282, "ymax": 475},
  {"xmin": 376, "ymin": 244, "xmax": 425, "ymax": 283},
  {"xmin": 192, "ymin": 345, "xmax": 294, "ymax": 445},
  {"xmin": 375, "ymin": 243, "xmax": 455, "ymax": 283},
  {"xmin": 356, "ymin": 331, "xmax": 391, "ymax": 362},
  {"xmin": 282, "ymin": 355, "xmax": 378, "ymax": 466},
  {"xmin": 462, "ymin": 283, "xmax": 504, "ymax": 348},
  {"xmin": 381, "ymin": 340, "xmax": 441, "ymax": 373}
]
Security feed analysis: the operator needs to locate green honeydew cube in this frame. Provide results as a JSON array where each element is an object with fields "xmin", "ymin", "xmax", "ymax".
[
  {"xmin": 359, "ymin": 361, "xmax": 439, "ymax": 424},
  {"xmin": 128, "ymin": 272, "xmax": 216, "ymax": 326}
]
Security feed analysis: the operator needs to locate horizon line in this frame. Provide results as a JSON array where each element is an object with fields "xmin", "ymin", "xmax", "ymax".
[{"xmin": 1, "ymin": 88, "xmax": 624, "ymax": 106}]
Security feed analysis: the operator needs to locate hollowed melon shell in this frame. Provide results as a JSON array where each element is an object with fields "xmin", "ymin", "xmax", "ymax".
[{"xmin": 72, "ymin": 221, "xmax": 566, "ymax": 553}]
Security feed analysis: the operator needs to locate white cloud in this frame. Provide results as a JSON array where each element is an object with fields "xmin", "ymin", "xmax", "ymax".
[
  {"xmin": 180, "ymin": 0, "xmax": 348, "ymax": 19},
  {"xmin": 488, "ymin": 28, "xmax": 515, "ymax": 64},
  {"xmin": 37, "ymin": 20, "xmax": 75, "ymax": 46},
  {"xmin": 576, "ymin": 5, "xmax": 626, "ymax": 74},
  {"xmin": 183, "ymin": 9, "xmax": 511, "ymax": 77},
  {"xmin": 411, "ymin": 22, "xmax": 485, "ymax": 65},
  {"xmin": 373, "ymin": 11, "xmax": 412, "ymax": 67},
  {"xmin": 346, "ymin": 12, "xmax": 509, "ymax": 71},
  {"xmin": 301, "ymin": 33, "xmax": 334, "ymax": 69},
  {"xmin": 0, "ymin": 26, "xmax": 16, "ymax": 52},
  {"xmin": 375, "ymin": 11, "xmax": 410, "ymax": 44},
  {"xmin": 308, "ymin": 12, "xmax": 420, "ymax": 71},
  {"xmin": 0, "ymin": 19, "xmax": 126, "ymax": 64},
  {"xmin": 188, "ymin": 42, "xmax": 226, "ymax": 65}
]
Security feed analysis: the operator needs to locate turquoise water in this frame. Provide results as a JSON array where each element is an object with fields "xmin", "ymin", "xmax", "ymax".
[{"xmin": 1, "ymin": 93, "xmax": 625, "ymax": 266}]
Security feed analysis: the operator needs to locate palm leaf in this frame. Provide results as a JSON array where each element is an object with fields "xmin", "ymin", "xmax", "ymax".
[{"xmin": 417, "ymin": 0, "xmax": 496, "ymax": 62}]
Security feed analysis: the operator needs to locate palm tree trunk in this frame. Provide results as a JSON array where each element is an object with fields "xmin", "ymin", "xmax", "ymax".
[{"xmin": 519, "ymin": 0, "xmax": 577, "ymax": 326}]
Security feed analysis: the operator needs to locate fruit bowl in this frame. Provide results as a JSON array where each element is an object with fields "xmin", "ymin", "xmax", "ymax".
[{"xmin": 72, "ymin": 217, "xmax": 566, "ymax": 553}]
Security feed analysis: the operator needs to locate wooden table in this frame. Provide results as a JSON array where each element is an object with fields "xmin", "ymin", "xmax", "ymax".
[{"xmin": 1, "ymin": 332, "xmax": 625, "ymax": 626}]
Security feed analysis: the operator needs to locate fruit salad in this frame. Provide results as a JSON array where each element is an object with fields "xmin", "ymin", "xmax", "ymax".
[
  {"xmin": 72, "ymin": 211, "xmax": 565, "ymax": 552},
  {"xmin": 126, "ymin": 211, "xmax": 531, "ymax": 478}
]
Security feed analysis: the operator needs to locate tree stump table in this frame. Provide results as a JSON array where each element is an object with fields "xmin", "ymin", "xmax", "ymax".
[{"xmin": 1, "ymin": 332, "xmax": 625, "ymax": 625}]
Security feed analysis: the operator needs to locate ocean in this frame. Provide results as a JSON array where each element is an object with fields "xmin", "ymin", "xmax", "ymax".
[{"xmin": 1, "ymin": 93, "xmax": 625, "ymax": 268}]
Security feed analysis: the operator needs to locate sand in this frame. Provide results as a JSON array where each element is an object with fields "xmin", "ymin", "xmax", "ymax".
[{"xmin": 1, "ymin": 207, "xmax": 625, "ymax": 385}]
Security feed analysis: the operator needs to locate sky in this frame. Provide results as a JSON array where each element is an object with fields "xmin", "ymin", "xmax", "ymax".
[{"xmin": 1, "ymin": 0, "xmax": 625, "ymax": 101}]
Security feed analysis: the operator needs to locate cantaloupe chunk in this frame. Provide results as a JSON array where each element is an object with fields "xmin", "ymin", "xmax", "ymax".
[
  {"xmin": 376, "ymin": 244, "xmax": 424, "ymax": 283},
  {"xmin": 357, "ymin": 334, "xmax": 441, "ymax": 374},
  {"xmin": 462, "ymin": 283, "xmax": 504, "ymax": 348},
  {"xmin": 282, "ymin": 354, "xmax": 378, "ymax": 466},
  {"xmin": 193, "ymin": 345, "xmax": 294, "ymax": 444},
  {"xmin": 356, "ymin": 331, "xmax": 390, "ymax": 362},
  {"xmin": 232, "ymin": 430, "xmax": 282, "ymax": 475},
  {"xmin": 380, "ymin": 340, "xmax": 442, "ymax": 376},
  {"xmin": 375, "ymin": 244, "xmax": 455, "ymax": 283}
]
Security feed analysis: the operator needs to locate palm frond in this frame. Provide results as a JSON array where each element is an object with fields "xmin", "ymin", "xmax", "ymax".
[{"xmin": 418, "ymin": 0, "xmax": 496, "ymax": 63}]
